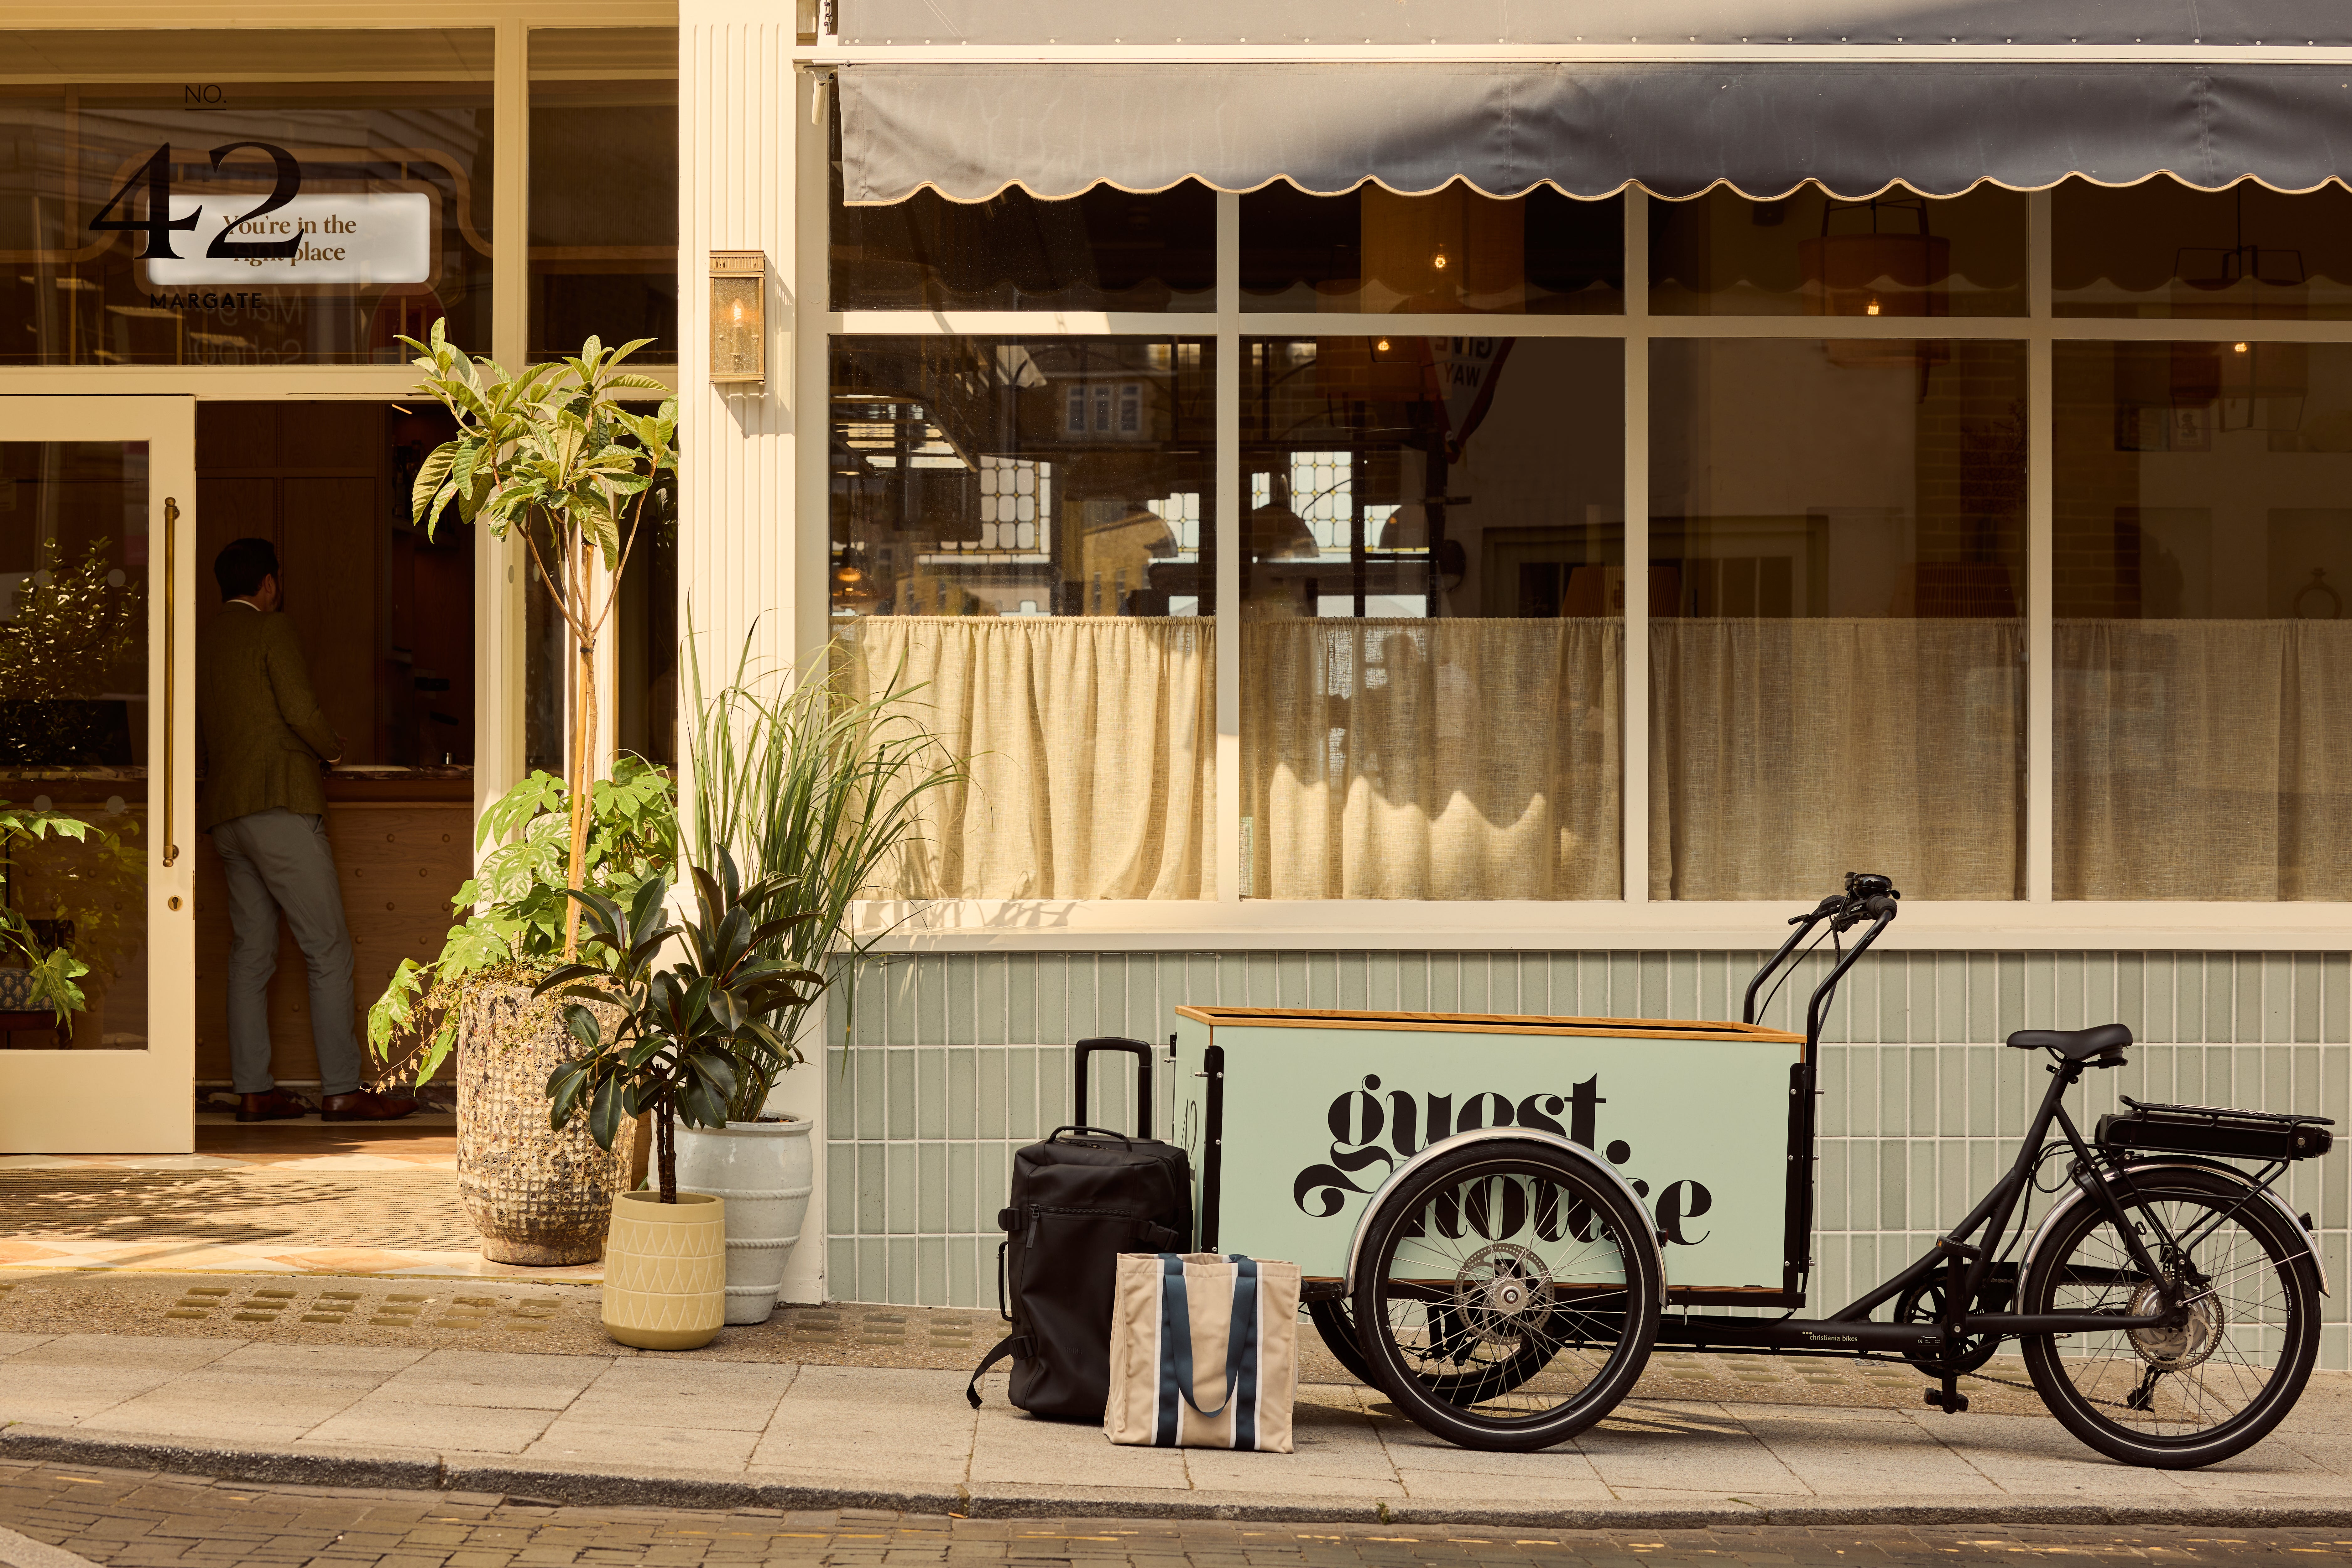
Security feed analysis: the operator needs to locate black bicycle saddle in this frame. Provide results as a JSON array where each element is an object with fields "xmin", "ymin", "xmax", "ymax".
[{"xmin": 2005, "ymin": 1023, "xmax": 2132, "ymax": 1061}]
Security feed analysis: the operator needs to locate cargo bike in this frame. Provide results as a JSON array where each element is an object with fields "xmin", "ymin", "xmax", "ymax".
[{"xmin": 1162, "ymin": 873, "xmax": 2336, "ymax": 1469}]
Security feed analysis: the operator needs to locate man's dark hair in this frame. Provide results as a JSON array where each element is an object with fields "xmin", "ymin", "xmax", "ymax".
[{"xmin": 213, "ymin": 537, "xmax": 279, "ymax": 602}]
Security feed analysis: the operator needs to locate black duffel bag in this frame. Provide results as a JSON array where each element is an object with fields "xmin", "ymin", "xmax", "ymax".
[{"xmin": 967, "ymin": 1037, "xmax": 1193, "ymax": 1420}]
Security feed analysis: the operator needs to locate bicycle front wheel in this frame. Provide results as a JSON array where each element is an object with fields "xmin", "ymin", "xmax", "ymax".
[
  {"xmin": 1349, "ymin": 1138, "xmax": 1661, "ymax": 1451},
  {"xmin": 2019, "ymin": 1168, "xmax": 2319, "ymax": 1468}
]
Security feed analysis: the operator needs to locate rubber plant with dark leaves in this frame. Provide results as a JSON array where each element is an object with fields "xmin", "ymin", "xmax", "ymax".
[{"xmin": 534, "ymin": 852, "xmax": 822, "ymax": 1202}]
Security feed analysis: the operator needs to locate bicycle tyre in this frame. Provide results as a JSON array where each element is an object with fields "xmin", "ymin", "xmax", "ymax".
[
  {"xmin": 1349, "ymin": 1138, "xmax": 1661, "ymax": 1452},
  {"xmin": 1306, "ymin": 1297, "xmax": 1380, "ymax": 1387},
  {"xmin": 2019, "ymin": 1167, "xmax": 2319, "ymax": 1469},
  {"xmin": 1313, "ymin": 1292, "xmax": 1559, "ymax": 1403}
]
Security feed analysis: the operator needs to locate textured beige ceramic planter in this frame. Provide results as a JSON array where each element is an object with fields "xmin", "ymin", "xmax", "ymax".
[
  {"xmin": 455, "ymin": 983, "xmax": 636, "ymax": 1266},
  {"xmin": 602, "ymin": 1189, "xmax": 727, "ymax": 1349}
]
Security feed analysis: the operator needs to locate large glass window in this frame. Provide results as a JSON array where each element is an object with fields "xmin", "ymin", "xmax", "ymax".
[
  {"xmin": 1239, "ymin": 336, "xmax": 1624, "ymax": 898},
  {"xmin": 2055, "ymin": 177, "xmax": 2352, "ymax": 320},
  {"xmin": 2054, "ymin": 340, "xmax": 2352, "ymax": 897},
  {"xmin": 1241, "ymin": 183, "xmax": 1623, "ymax": 315},
  {"xmin": 529, "ymin": 29, "xmax": 678, "ymax": 361},
  {"xmin": 1649, "ymin": 338, "xmax": 2029, "ymax": 899},
  {"xmin": 1650, "ymin": 184, "xmax": 2028, "ymax": 318},
  {"xmin": 829, "ymin": 337, "xmax": 1215, "ymax": 899},
  {"xmin": 0, "ymin": 31, "xmax": 494, "ymax": 365}
]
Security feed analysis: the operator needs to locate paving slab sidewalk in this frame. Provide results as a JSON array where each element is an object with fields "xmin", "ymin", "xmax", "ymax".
[{"xmin": 3, "ymin": 1332, "xmax": 2350, "ymax": 1529}]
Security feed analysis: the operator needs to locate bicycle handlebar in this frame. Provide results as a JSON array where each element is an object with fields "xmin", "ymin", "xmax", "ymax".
[{"xmin": 1742, "ymin": 871, "xmax": 1901, "ymax": 1025}]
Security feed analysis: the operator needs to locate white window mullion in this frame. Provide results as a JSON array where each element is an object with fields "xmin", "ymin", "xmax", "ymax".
[
  {"xmin": 1621, "ymin": 189, "xmax": 1651, "ymax": 908},
  {"xmin": 1215, "ymin": 190, "xmax": 1243, "ymax": 905},
  {"xmin": 2027, "ymin": 188, "xmax": 2054, "ymax": 904}
]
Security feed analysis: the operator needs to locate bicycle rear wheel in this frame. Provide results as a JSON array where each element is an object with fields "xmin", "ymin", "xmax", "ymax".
[
  {"xmin": 2019, "ymin": 1168, "xmax": 2319, "ymax": 1468},
  {"xmin": 1349, "ymin": 1138, "xmax": 1660, "ymax": 1451}
]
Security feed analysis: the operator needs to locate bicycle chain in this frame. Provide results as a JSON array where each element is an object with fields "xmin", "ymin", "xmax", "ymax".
[{"xmin": 1958, "ymin": 1363, "xmax": 2150, "ymax": 1415}]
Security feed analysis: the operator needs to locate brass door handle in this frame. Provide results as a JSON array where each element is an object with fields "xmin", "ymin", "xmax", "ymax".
[{"xmin": 162, "ymin": 496, "xmax": 179, "ymax": 870}]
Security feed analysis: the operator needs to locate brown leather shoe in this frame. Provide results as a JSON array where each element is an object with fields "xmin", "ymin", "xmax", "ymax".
[
  {"xmin": 321, "ymin": 1089, "xmax": 420, "ymax": 1123},
  {"xmin": 236, "ymin": 1088, "xmax": 309, "ymax": 1123}
]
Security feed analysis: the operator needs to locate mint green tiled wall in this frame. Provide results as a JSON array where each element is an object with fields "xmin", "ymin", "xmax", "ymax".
[{"xmin": 821, "ymin": 950, "xmax": 2352, "ymax": 1369}]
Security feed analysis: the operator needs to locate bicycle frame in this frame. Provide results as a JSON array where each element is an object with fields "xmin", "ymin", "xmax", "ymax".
[{"xmin": 1655, "ymin": 888, "xmax": 2177, "ymax": 1394}]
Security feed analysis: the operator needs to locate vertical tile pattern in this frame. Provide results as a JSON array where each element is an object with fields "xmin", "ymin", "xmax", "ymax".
[{"xmin": 822, "ymin": 949, "xmax": 2351, "ymax": 1369}]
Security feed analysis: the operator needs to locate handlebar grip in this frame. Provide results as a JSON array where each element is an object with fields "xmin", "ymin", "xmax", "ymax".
[{"xmin": 1863, "ymin": 894, "xmax": 1899, "ymax": 921}]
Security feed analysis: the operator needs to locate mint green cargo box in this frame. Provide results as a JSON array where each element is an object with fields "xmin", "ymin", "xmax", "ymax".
[{"xmin": 1171, "ymin": 1006, "xmax": 1810, "ymax": 1306}]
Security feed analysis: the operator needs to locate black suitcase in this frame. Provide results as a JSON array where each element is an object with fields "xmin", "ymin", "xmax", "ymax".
[{"xmin": 966, "ymin": 1037, "xmax": 1194, "ymax": 1419}]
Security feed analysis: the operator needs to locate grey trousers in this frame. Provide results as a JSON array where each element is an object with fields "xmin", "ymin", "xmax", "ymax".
[{"xmin": 212, "ymin": 807, "xmax": 362, "ymax": 1097}]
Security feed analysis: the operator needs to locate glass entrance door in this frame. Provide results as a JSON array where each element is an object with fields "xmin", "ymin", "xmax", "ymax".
[{"xmin": 0, "ymin": 398, "xmax": 194, "ymax": 1153}]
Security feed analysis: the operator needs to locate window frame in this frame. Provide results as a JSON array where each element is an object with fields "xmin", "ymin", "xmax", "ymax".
[{"xmin": 821, "ymin": 181, "xmax": 2352, "ymax": 951}]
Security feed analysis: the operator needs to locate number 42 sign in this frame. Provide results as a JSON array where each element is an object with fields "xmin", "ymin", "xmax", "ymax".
[{"xmin": 93, "ymin": 141, "xmax": 432, "ymax": 288}]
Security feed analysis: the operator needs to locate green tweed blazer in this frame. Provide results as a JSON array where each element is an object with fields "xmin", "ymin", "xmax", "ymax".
[{"xmin": 196, "ymin": 605, "xmax": 342, "ymax": 832}]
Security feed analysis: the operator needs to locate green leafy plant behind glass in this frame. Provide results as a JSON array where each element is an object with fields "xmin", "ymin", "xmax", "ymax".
[
  {"xmin": 0, "ymin": 536, "xmax": 142, "ymax": 765},
  {"xmin": 368, "ymin": 754, "xmax": 674, "ymax": 1082},
  {"xmin": 0, "ymin": 800, "xmax": 134, "ymax": 1022},
  {"xmin": 537, "ymin": 853, "xmax": 822, "ymax": 1202}
]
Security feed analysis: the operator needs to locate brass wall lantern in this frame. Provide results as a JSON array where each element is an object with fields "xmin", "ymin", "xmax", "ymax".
[{"xmin": 710, "ymin": 251, "xmax": 767, "ymax": 385}]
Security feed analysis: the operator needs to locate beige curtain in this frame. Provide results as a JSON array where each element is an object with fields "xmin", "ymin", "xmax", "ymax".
[
  {"xmin": 835, "ymin": 617, "xmax": 1214, "ymax": 899},
  {"xmin": 1242, "ymin": 618, "xmax": 1622, "ymax": 899},
  {"xmin": 2056, "ymin": 620, "xmax": 2352, "ymax": 899},
  {"xmin": 1650, "ymin": 618, "xmax": 2024, "ymax": 900}
]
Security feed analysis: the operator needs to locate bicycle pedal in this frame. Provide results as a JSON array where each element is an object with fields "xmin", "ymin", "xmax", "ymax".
[{"xmin": 1922, "ymin": 1387, "xmax": 1971, "ymax": 1414}]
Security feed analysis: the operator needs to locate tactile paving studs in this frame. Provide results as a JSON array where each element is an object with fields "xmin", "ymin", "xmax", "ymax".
[{"xmin": 164, "ymin": 1284, "xmax": 231, "ymax": 1321}]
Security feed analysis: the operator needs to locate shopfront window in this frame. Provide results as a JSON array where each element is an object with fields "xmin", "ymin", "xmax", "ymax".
[
  {"xmin": 2054, "ymin": 177, "xmax": 2352, "ymax": 320},
  {"xmin": 1240, "ymin": 183, "xmax": 1623, "ymax": 314},
  {"xmin": 0, "ymin": 31, "xmax": 494, "ymax": 365},
  {"xmin": 832, "ymin": 138, "xmax": 1215, "ymax": 313},
  {"xmin": 829, "ymin": 337, "xmax": 1215, "ymax": 898},
  {"xmin": 1239, "ymin": 336, "xmax": 1623, "ymax": 898},
  {"xmin": 529, "ymin": 29, "xmax": 678, "ymax": 362},
  {"xmin": 2054, "ymin": 340, "xmax": 2352, "ymax": 897},
  {"xmin": 1649, "ymin": 338, "xmax": 2029, "ymax": 899},
  {"xmin": 1650, "ymin": 183, "xmax": 2028, "ymax": 318}
]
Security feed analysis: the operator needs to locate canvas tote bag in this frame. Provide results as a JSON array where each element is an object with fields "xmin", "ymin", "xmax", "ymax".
[{"xmin": 1103, "ymin": 1252, "xmax": 1300, "ymax": 1452}]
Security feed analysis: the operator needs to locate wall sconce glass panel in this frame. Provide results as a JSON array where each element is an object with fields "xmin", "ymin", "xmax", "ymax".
[{"xmin": 710, "ymin": 251, "xmax": 765, "ymax": 383}]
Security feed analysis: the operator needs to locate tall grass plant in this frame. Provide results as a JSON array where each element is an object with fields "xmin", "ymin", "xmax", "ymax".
[{"xmin": 686, "ymin": 621, "xmax": 962, "ymax": 1121}]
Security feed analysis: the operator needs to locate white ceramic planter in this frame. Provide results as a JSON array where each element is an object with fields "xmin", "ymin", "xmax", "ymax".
[{"xmin": 673, "ymin": 1115, "xmax": 814, "ymax": 1324}]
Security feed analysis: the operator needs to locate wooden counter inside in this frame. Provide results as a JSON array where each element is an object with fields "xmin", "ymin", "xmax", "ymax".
[{"xmin": 195, "ymin": 768, "xmax": 474, "ymax": 1086}]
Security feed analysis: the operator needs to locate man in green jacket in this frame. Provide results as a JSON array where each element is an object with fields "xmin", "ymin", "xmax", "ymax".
[{"xmin": 198, "ymin": 538, "xmax": 415, "ymax": 1124}]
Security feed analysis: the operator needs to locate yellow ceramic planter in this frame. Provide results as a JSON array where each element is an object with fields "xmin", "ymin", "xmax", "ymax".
[{"xmin": 602, "ymin": 1190, "xmax": 727, "ymax": 1350}]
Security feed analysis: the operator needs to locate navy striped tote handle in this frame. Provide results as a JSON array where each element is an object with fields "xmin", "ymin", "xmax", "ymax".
[{"xmin": 1155, "ymin": 1254, "xmax": 1261, "ymax": 1445}]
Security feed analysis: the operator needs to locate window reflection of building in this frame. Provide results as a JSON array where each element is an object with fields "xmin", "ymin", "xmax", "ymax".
[
  {"xmin": 1237, "ymin": 336, "xmax": 1627, "ymax": 899},
  {"xmin": 827, "ymin": 339, "xmax": 1216, "ymax": 901},
  {"xmin": 830, "ymin": 339, "xmax": 1211, "ymax": 621}
]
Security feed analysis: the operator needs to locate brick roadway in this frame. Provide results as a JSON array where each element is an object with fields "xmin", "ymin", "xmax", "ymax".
[{"xmin": 3, "ymin": 1464, "xmax": 2350, "ymax": 1568}]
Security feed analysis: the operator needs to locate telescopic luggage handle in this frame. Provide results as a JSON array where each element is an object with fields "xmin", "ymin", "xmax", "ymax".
[{"xmin": 1074, "ymin": 1036, "xmax": 1154, "ymax": 1138}]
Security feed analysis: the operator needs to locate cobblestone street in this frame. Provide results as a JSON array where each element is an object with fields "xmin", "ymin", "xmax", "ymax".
[{"xmin": 4, "ymin": 1462, "xmax": 2351, "ymax": 1568}]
